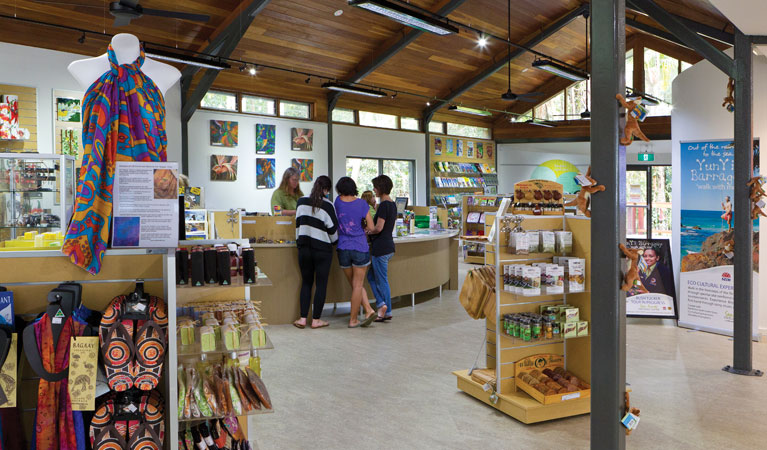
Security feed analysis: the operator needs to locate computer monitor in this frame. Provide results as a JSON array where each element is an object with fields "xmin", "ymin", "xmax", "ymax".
[{"xmin": 395, "ymin": 197, "xmax": 409, "ymax": 215}]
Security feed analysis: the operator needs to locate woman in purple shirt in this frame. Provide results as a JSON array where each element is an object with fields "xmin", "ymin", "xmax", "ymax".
[{"xmin": 334, "ymin": 177, "xmax": 378, "ymax": 328}]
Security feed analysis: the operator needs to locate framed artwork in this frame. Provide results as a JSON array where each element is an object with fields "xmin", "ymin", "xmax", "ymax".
[
  {"xmin": 446, "ymin": 139, "xmax": 454, "ymax": 154},
  {"xmin": 56, "ymin": 97, "xmax": 81, "ymax": 122},
  {"xmin": 486, "ymin": 143, "xmax": 494, "ymax": 159},
  {"xmin": 434, "ymin": 137, "xmax": 442, "ymax": 156},
  {"xmin": 256, "ymin": 123, "xmax": 275, "ymax": 154},
  {"xmin": 456, "ymin": 140, "xmax": 463, "ymax": 157},
  {"xmin": 291, "ymin": 128, "xmax": 313, "ymax": 151},
  {"xmin": 257, "ymin": 158, "xmax": 276, "ymax": 189},
  {"xmin": 467, "ymin": 141, "xmax": 474, "ymax": 158},
  {"xmin": 210, "ymin": 155, "xmax": 238, "ymax": 181},
  {"xmin": 291, "ymin": 158, "xmax": 314, "ymax": 181},
  {"xmin": 477, "ymin": 142, "xmax": 484, "ymax": 159},
  {"xmin": 210, "ymin": 120, "xmax": 238, "ymax": 147}
]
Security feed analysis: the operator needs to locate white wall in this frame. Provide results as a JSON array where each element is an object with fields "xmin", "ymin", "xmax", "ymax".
[
  {"xmin": 187, "ymin": 110, "xmax": 328, "ymax": 211},
  {"xmin": 333, "ymin": 125, "xmax": 426, "ymax": 205},
  {"xmin": 497, "ymin": 140, "xmax": 672, "ymax": 194},
  {"xmin": 0, "ymin": 42, "xmax": 182, "ymax": 162},
  {"xmin": 671, "ymin": 51, "xmax": 767, "ymax": 333}
]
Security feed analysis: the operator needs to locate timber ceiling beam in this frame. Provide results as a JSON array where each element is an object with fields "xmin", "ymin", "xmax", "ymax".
[
  {"xmin": 422, "ymin": 3, "xmax": 588, "ymax": 124},
  {"xmin": 327, "ymin": 0, "xmax": 468, "ymax": 111},
  {"xmin": 181, "ymin": 0, "xmax": 272, "ymax": 122}
]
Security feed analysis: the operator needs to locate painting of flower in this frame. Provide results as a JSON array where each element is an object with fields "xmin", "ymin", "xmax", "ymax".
[
  {"xmin": 210, "ymin": 155, "xmax": 238, "ymax": 181},
  {"xmin": 291, "ymin": 128, "xmax": 313, "ymax": 151},
  {"xmin": 256, "ymin": 123, "xmax": 275, "ymax": 154},
  {"xmin": 210, "ymin": 120, "xmax": 238, "ymax": 147},
  {"xmin": 291, "ymin": 158, "xmax": 314, "ymax": 182},
  {"xmin": 257, "ymin": 158, "xmax": 276, "ymax": 189}
]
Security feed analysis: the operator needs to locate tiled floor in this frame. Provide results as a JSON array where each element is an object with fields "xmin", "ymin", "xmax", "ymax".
[{"xmin": 250, "ymin": 263, "xmax": 767, "ymax": 449}]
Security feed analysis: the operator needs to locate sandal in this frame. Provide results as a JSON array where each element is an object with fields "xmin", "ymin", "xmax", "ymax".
[
  {"xmin": 310, "ymin": 320, "xmax": 329, "ymax": 329},
  {"xmin": 360, "ymin": 313, "xmax": 377, "ymax": 328},
  {"xmin": 292, "ymin": 320, "xmax": 306, "ymax": 329}
]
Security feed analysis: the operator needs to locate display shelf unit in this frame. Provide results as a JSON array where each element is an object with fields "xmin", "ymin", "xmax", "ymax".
[
  {"xmin": 453, "ymin": 213, "xmax": 591, "ymax": 424},
  {"xmin": 461, "ymin": 195, "xmax": 503, "ymax": 264}
]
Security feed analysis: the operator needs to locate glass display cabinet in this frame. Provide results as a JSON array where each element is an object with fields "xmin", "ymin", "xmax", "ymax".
[{"xmin": 0, "ymin": 153, "xmax": 76, "ymax": 240}]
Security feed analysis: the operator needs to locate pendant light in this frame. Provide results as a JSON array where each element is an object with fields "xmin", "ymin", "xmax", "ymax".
[{"xmin": 580, "ymin": 10, "xmax": 591, "ymax": 120}]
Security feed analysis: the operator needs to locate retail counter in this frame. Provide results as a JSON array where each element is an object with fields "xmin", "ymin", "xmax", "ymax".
[{"xmin": 248, "ymin": 228, "xmax": 460, "ymax": 324}]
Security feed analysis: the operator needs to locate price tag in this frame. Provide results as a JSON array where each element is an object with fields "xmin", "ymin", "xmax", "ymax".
[
  {"xmin": 621, "ymin": 412, "xmax": 640, "ymax": 431},
  {"xmin": 482, "ymin": 383, "xmax": 492, "ymax": 392},
  {"xmin": 0, "ymin": 333, "xmax": 18, "ymax": 408},
  {"xmin": 190, "ymin": 187, "xmax": 201, "ymax": 195},
  {"xmin": 757, "ymin": 200, "xmax": 765, "ymax": 208},
  {"xmin": 131, "ymin": 302, "xmax": 147, "ymax": 312},
  {"xmin": 68, "ymin": 336, "xmax": 99, "ymax": 411},
  {"xmin": 52, "ymin": 317, "xmax": 63, "ymax": 324},
  {"xmin": 561, "ymin": 392, "xmax": 581, "ymax": 401},
  {"xmin": 575, "ymin": 174, "xmax": 593, "ymax": 187},
  {"xmin": 725, "ymin": 252, "xmax": 735, "ymax": 259}
]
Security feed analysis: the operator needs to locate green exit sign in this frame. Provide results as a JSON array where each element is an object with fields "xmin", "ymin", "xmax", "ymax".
[{"xmin": 638, "ymin": 153, "xmax": 655, "ymax": 162}]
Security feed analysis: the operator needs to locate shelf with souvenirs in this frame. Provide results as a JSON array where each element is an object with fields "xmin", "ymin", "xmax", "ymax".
[
  {"xmin": 452, "ymin": 187, "xmax": 592, "ymax": 424},
  {"xmin": 460, "ymin": 195, "xmax": 507, "ymax": 264}
]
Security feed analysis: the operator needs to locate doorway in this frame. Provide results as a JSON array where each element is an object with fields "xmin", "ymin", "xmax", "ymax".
[{"xmin": 626, "ymin": 165, "xmax": 671, "ymax": 239}]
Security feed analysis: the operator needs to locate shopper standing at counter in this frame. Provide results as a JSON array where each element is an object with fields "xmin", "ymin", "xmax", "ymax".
[
  {"xmin": 271, "ymin": 167, "xmax": 303, "ymax": 216},
  {"xmin": 367, "ymin": 175, "xmax": 396, "ymax": 322},
  {"xmin": 334, "ymin": 177, "xmax": 378, "ymax": 328},
  {"xmin": 293, "ymin": 175, "xmax": 338, "ymax": 329}
]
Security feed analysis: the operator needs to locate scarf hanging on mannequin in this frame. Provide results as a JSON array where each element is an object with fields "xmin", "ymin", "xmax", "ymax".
[{"xmin": 62, "ymin": 44, "xmax": 167, "ymax": 274}]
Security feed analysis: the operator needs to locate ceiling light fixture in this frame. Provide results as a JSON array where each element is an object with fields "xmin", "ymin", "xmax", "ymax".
[
  {"xmin": 78, "ymin": 32, "xmax": 86, "ymax": 44},
  {"xmin": 249, "ymin": 66, "xmax": 257, "ymax": 75},
  {"xmin": 532, "ymin": 59, "xmax": 588, "ymax": 81},
  {"xmin": 145, "ymin": 48, "xmax": 230, "ymax": 70},
  {"xmin": 305, "ymin": 77, "xmax": 311, "ymax": 84},
  {"xmin": 321, "ymin": 81, "xmax": 387, "ymax": 98},
  {"xmin": 525, "ymin": 118, "xmax": 557, "ymax": 128},
  {"xmin": 239, "ymin": 64, "xmax": 247, "ymax": 72},
  {"xmin": 625, "ymin": 88, "xmax": 660, "ymax": 106},
  {"xmin": 334, "ymin": 9, "xmax": 344, "ymax": 16},
  {"xmin": 478, "ymin": 35, "xmax": 488, "ymax": 47},
  {"xmin": 348, "ymin": 0, "xmax": 458, "ymax": 35},
  {"xmin": 426, "ymin": 101, "xmax": 430, "ymax": 106},
  {"xmin": 448, "ymin": 105, "xmax": 492, "ymax": 116}
]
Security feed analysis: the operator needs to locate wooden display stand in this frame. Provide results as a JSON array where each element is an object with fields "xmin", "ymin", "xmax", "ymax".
[
  {"xmin": 512, "ymin": 179, "xmax": 565, "ymax": 215},
  {"xmin": 461, "ymin": 195, "xmax": 501, "ymax": 264},
  {"xmin": 453, "ymin": 213, "xmax": 592, "ymax": 424}
]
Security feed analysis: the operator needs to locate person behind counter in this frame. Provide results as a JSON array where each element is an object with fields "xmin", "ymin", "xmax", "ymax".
[
  {"xmin": 334, "ymin": 177, "xmax": 378, "ymax": 328},
  {"xmin": 293, "ymin": 175, "xmax": 338, "ymax": 329},
  {"xmin": 271, "ymin": 167, "xmax": 304, "ymax": 216},
  {"xmin": 367, "ymin": 175, "xmax": 396, "ymax": 322}
]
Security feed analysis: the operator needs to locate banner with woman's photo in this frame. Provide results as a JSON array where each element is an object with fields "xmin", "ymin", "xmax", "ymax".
[
  {"xmin": 625, "ymin": 239, "xmax": 677, "ymax": 318},
  {"xmin": 678, "ymin": 139, "xmax": 759, "ymax": 336}
]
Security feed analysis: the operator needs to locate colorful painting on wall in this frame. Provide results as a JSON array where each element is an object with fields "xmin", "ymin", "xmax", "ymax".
[
  {"xmin": 291, "ymin": 128, "xmax": 314, "ymax": 151},
  {"xmin": 434, "ymin": 137, "xmax": 442, "ymax": 156},
  {"xmin": 456, "ymin": 140, "xmax": 463, "ymax": 157},
  {"xmin": 477, "ymin": 142, "xmax": 484, "ymax": 159},
  {"xmin": 210, "ymin": 120, "xmax": 238, "ymax": 147},
  {"xmin": 60, "ymin": 128, "xmax": 79, "ymax": 158},
  {"xmin": 56, "ymin": 97, "xmax": 81, "ymax": 122},
  {"xmin": 467, "ymin": 141, "xmax": 474, "ymax": 158},
  {"xmin": 256, "ymin": 123, "xmax": 275, "ymax": 154},
  {"xmin": 210, "ymin": 155, "xmax": 238, "ymax": 181},
  {"xmin": 257, "ymin": 158, "xmax": 276, "ymax": 189},
  {"xmin": 291, "ymin": 158, "xmax": 314, "ymax": 182},
  {"xmin": 486, "ymin": 142, "xmax": 494, "ymax": 159},
  {"xmin": 446, "ymin": 139, "xmax": 454, "ymax": 154}
]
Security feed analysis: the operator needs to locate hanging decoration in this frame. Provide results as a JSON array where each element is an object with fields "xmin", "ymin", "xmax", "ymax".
[{"xmin": 615, "ymin": 94, "xmax": 650, "ymax": 146}]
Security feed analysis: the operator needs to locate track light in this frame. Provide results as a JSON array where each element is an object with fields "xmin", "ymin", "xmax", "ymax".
[
  {"xmin": 145, "ymin": 48, "xmax": 230, "ymax": 70},
  {"xmin": 78, "ymin": 32, "xmax": 86, "ymax": 44},
  {"xmin": 239, "ymin": 64, "xmax": 247, "ymax": 72},
  {"xmin": 249, "ymin": 66, "xmax": 257, "ymax": 75},
  {"xmin": 525, "ymin": 119, "xmax": 557, "ymax": 128},
  {"xmin": 580, "ymin": 108, "xmax": 591, "ymax": 120},
  {"xmin": 391, "ymin": 92, "xmax": 398, "ymax": 99},
  {"xmin": 348, "ymin": 0, "xmax": 458, "ymax": 35},
  {"xmin": 478, "ymin": 36, "xmax": 488, "ymax": 47},
  {"xmin": 532, "ymin": 59, "xmax": 588, "ymax": 81},
  {"xmin": 321, "ymin": 81, "xmax": 387, "ymax": 98},
  {"xmin": 305, "ymin": 77, "xmax": 311, "ymax": 84},
  {"xmin": 448, "ymin": 105, "xmax": 492, "ymax": 116},
  {"xmin": 426, "ymin": 101, "xmax": 430, "ymax": 106}
]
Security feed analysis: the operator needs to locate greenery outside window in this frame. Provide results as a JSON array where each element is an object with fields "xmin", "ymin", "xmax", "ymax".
[
  {"xmin": 446, "ymin": 123, "xmax": 491, "ymax": 139},
  {"xmin": 400, "ymin": 117, "xmax": 420, "ymax": 131},
  {"xmin": 566, "ymin": 80, "xmax": 589, "ymax": 119},
  {"xmin": 359, "ymin": 111, "xmax": 398, "ymax": 129},
  {"xmin": 626, "ymin": 48, "xmax": 634, "ymax": 90},
  {"xmin": 201, "ymin": 91, "xmax": 237, "ymax": 111},
  {"xmin": 332, "ymin": 108, "xmax": 356, "ymax": 124},
  {"xmin": 241, "ymin": 95, "xmax": 275, "ymax": 115},
  {"xmin": 514, "ymin": 110, "xmax": 533, "ymax": 123},
  {"xmin": 644, "ymin": 48, "xmax": 678, "ymax": 116},
  {"xmin": 279, "ymin": 100, "xmax": 311, "ymax": 119},
  {"xmin": 428, "ymin": 121, "xmax": 445, "ymax": 134},
  {"xmin": 535, "ymin": 91, "xmax": 565, "ymax": 121},
  {"xmin": 346, "ymin": 157, "xmax": 415, "ymax": 200}
]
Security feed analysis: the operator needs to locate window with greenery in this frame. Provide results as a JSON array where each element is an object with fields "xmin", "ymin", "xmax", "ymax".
[
  {"xmin": 626, "ymin": 48, "xmax": 634, "ymax": 90},
  {"xmin": 446, "ymin": 123, "xmax": 491, "ymax": 139},
  {"xmin": 400, "ymin": 117, "xmax": 420, "ymax": 131},
  {"xmin": 428, "ymin": 121, "xmax": 445, "ymax": 134},
  {"xmin": 201, "ymin": 91, "xmax": 237, "ymax": 111},
  {"xmin": 279, "ymin": 100, "xmax": 310, "ymax": 119},
  {"xmin": 566, "ymin": 80, "xmax": 589, "ymax": 118},
  {"xmin": 514, "ymin": 110, "xmax": 533, "ymax": 123},
  {"xmin": 644, "ymin": 48, "xmax": 679, "ymax": 116},
  {"xmin": 332, "ymin": 108, "xmax": 355, "ymax": 124},
  {"xmin": 241, "ymin": 95, "xmax": 275, "ymax": 115},
  {"xmin": 346, "ymin": 157, "xmax": 415, "ymax": 201},
  {"xmin": 535, "ymin": 91, "xmax": 565, "ymax": 121},
  {"xmin": 359, "ymin": 111, "xmax": 398, "ymax": 129}
]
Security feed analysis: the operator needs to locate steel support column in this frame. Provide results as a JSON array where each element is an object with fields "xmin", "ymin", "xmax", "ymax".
[
  {"xmin": 590, "ymin": 0, "xmax": 627, "ymax": 448},
  {"xmin": 328, "ymin": 106, "xmax": 334, "ymax": 194},
  {"xmin": 724, "ymin": 30, "xmax": 763, "ymax": 377},
  {"xmin": 425, "ymin": 129, "xmax": 431, "ymax": 204}
]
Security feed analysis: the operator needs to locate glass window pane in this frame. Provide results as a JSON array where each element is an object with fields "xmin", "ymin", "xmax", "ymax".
[
  {"xmin": 383, "ymin": 159, "xmax": 414, "ymax": 200},
  {"xmin": 534, "ymin": 91, "xmax": 565, "ymax": 121},
  {"xmin": 279, "ymin": 100, "xmax": 310, "ymax": 119},
  {"xmin": 681, "ymin": 61, "xmax": 692, "ymax": 72},
  {"xmin": 566, "ymin": 80, "xmax": 589, "ymax": 119},
  {"xmin": 201, "ymin": 91, "xmax": 237, "ymax": 111},
  {"xmin": 651, "ymin": 166, "xmax": 672, "ymax": 238},
  {"xmin": 346, "ymin": 158, "xmax": 377, "ymax": 194},
  {"xmin": 626, "ymin": 207, "xmax": 648, "ymax": 239},
  {"xmin": 514, "ymin": 110, "xmax": 533, "ymax": 123},
  {"xmin": 332, "ymin": 108, "xmax": 355, "ymax": 123},
  {"xmin": 400, "ymin": 117, "xmax": 420, "ymax": 131},
  {"xmin": 626, "ymin": 48, "xmax": 634, "ymax": 90},
  {"xmin": 358, "ymin": 111, "xmax": 397, "ymax": 129},
  {"xmin": 644, "ymin": 48, "xmax": 679, "ymax": 116},
  {"xmin": 241, "ymin": 95, "xmax": 275, "ymax": 115},
  {"xmin": 429, "ymin": 121, "xmax": 444, "ymax": 133},
  {"xmin": 446, "ymin": 123, "xmax": 491, "ymax": 139},
  {"xmin": 626, "ymin": 170, "xmax": 647, "ymax": 205}
]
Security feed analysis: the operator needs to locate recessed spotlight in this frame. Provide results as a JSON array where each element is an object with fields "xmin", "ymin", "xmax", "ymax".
[
  {"xmin": 521, "ymin": 68, "xmax": 529, "ymax": 73},
  {"xmin": 426, "ymin": 101, "xmax": 430, "ymax": 106},
  {"xmin": 249, "ymin": 66, "xmax": 257, "ymax": 75},
  {"xmin": 478, "ymin": 36, "xmax": 487, "ymax": 47},
  {"xmin": 334, "ymin": 9, "xmax": 344, "ymax": 16}
]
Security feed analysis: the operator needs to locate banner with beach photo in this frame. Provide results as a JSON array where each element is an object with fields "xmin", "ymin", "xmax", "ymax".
[{"xmin": 678, "ymin": 139, "xmax": 759, "ymax": 336}]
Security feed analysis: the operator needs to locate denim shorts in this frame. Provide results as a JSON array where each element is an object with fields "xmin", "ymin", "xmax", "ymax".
[{"xmin": 337, "ymin": 249, "xmax": 371, "ymax": 269}]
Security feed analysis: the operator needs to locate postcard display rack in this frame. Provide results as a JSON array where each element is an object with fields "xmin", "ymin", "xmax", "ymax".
[
  {"xmin": 453, "ymin": 211, "xmax": 592, "ymax": 424},
  {"xmin": 461, "ymin": 195, "xmax": 501, "ymax": 264},
  {"xmin": 429, "ymin": 135, "xmax": 497, "ymax": 227}
]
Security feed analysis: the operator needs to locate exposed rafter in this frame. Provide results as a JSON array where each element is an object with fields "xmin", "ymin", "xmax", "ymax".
[
  {"xmin": 422, "ymin": 3, "xmax": 589, "ymax": 123},
  {"xmin": 626, "ymin": 18, "xmax": 687, "ymax": 48},
  {"xmin": 327, "ymin": 0, "xmax": 467, "ymax": 111},
  {"xmin": 627, "ymin": 0, "xmax": 734, "ymax": 76},
  {"xmin": 181, "ymin": 0, "xmax": 272, "ymax": 122}
]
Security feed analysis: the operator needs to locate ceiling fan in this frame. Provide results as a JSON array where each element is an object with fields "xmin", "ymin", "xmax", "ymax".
[{"xmin": 31, "ymin": 0, "xmax": 210, "ymax": 27}]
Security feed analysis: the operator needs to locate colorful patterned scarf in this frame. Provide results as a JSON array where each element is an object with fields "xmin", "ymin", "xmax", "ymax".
[
  {"xmin": 32, "ymin": 314, "xmax": 87, "ymax": 450},
  {"xmin": 63, "ymin": 45, "xmax": 167, "ymax": 274}
]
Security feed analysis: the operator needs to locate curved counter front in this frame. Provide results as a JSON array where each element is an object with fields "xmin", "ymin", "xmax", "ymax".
[{"xmin": 251, "ymin": 230, "xmax": 459, "ymax": 324}]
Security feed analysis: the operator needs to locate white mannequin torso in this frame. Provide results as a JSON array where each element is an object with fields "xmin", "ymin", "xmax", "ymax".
[{"xmin": 68, "ymin": 33, "xmax": 181, "ymax": 95}]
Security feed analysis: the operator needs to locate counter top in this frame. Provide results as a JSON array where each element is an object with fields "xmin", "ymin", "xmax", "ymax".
[{"xmin": 250, "ymin": 229, "xmax": 459, "ymax": 248}]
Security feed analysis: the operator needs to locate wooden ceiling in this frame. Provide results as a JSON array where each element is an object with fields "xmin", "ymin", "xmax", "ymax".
[{"xmin": 0, "ymin": 0, "xmax": 734, "ymax": 125}]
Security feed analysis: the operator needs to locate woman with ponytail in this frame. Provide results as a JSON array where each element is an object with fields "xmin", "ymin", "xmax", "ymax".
[{"xmin": 293, "ymin": 175, "xmax": 338, "ymax": 329}]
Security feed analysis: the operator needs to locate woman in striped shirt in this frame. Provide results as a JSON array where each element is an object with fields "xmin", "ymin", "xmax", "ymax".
[{"xmin": 293, "ymin": 175, "xmax": 339, "ymax": 329}]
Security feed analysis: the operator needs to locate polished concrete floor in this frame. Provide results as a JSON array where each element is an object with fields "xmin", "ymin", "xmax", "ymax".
[{"xmin": 251, "ymin": 263, "xmax": 767, "ymax": 449}]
